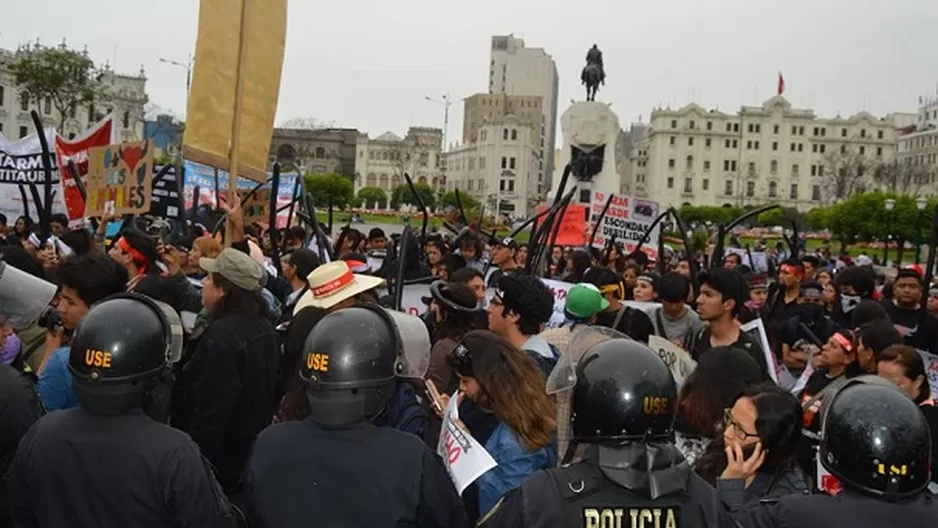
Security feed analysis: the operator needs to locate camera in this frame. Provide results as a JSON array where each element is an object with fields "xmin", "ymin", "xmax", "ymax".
[{"xmin": 37, "ymin": 306, "xmax": 64, "ymax": 332}]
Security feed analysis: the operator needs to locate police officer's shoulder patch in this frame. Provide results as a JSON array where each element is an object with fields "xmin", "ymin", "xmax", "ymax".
[{"xmin": 582, "ymin": 505, "xmax": 681, "ymax": 528}]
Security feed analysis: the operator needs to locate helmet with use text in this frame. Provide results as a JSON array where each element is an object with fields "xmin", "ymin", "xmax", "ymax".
[
  {"xmin": 298, "ymin": 302, "xmax": 430, "ymax": 426},
  {"xmin": 68, "ymin": 293, "xmax": 183, "ymax": 417},
  {"xmin": 819, "ymin": 375, "xmax": 932, "ymax": 501}
]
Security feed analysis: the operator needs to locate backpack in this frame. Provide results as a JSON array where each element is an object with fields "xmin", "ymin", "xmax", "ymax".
[
  {"xmin": 525, "ymin": 343, "xmax": 561, "ymax": 379},
  {"xmin": 374, "ymin": 379, "xmax": 431, "ymax": 444}
]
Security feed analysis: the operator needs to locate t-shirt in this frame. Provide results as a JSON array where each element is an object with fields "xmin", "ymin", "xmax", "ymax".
[
  {"xmin": 881, "ymin": 301, "xmax": 938, "ymax": 354},
  {"xmin": 690, "ymin": 326, "xmax": 771, "ymax": 381},
  {"xmin": 595, "ymin": 305, "xmax": 655, "ymax": 343},
  {"xmin": 779, "ymin": 314, "xmax": 839, "ymax": 349},
  {"xmin": 652, "ymin": 306, "xmax": 703, "ymax": 348},
  {"xmin": 37, "ymin": 346, "xmax": 78, "ymax": 411}
]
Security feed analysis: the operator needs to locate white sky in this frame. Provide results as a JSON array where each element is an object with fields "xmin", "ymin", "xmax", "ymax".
[{"xmin": 3, "ymin": 0, "xmax": 937, "ymax": 145}]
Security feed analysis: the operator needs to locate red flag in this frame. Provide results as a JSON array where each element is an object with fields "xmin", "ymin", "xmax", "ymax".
[
  {"xmin": 55, "ymin": 115, "xmax": 114, "ymax": 220},
  {"xmin": 777, "ymin": 72, "xmax": 785, "ymax": 96}
]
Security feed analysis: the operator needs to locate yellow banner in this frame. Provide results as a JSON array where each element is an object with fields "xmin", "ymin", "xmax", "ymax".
[{"xmin": 183, "ymin": 0, "xmax": 287, "ymax": 183}]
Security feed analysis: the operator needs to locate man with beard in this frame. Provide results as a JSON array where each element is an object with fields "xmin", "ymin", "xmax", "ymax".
[{"xmin": 778, "ymin": 280, "xmax": 839, "ymax": 384}]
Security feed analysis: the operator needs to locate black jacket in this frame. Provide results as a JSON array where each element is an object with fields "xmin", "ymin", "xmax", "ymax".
[
  {"xmin": 8, "ymin": 408, "xmax": 235, "ymax": 528},
  {"xmin": 0, "ymin": 365, "xmax": 43, "ymax": 528},
  {"xmin": 171, "ymin": 312, "xmax": 279, "ymax": 494},
  {"xmin": 716, "ymin": 468, "xmax": 808, "ymax": 523}
]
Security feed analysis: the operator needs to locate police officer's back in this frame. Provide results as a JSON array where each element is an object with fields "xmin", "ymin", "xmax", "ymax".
[
  {"xmin": 726, "ymin": 376, "xmax": 938, "ymax": 528},
  {"xmin": 7, "ymin": 294, "xmax": 236, "ymax": 528},
  {"xmin": 480, "ymin": 336, "xmax": 716, "ymax": 527},
  {"xmin": 244, "ymin": 304, "xmax": 467, "ymax": 528}
]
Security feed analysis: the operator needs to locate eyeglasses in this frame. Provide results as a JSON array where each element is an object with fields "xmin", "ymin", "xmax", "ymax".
[{"xmin": 723, "ymin": 408, "xmax": 759, "ymax": 440}]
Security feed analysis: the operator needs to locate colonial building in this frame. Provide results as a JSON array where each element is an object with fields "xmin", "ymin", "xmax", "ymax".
[
  {"xmin": 627, "ymin": 96, "xmax": 914, "ymax": 211},
  {"xmin": 488, "ymin": 35, "xmax": 558, "ymax": 192},
  {"xmin": 270, "ymin": 127, "xmax": 360, "ymax": 178},
  {"xmin": 353, "ymin": 126, "xmax": 443, "ymax": 193},
  {"xmin": 895, "ymin": 95, "xmax": 938, "ymax": 198},
  {"xmin": 0, "ymin": 43, "xmax": 148, "ymax": 143},
  {"xmin": 444, "ymin": 114, "xmax": 540, "ymax": 217}
]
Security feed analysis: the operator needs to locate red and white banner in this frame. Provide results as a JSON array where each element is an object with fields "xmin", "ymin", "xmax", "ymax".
[
  {"xmin": 0, "ymin": 128, "xmax": 65, "ymax": 224},
  {"xmin": 55, "ymin": 115, "xmax": 114, "ymax": 220}
]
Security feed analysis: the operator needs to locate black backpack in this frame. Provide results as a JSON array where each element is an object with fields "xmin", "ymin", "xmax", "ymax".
[{"xmin": 373, "ymin": 379, "xmax": 431, "ymax": 444}]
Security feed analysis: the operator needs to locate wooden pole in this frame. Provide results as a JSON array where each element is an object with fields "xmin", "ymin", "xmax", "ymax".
[{"xmin": 225, "ymin": 0, "xmax": 252, "ymax": 247}]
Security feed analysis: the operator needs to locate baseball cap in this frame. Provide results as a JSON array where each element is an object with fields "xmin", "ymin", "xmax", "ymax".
[
  {"xmin": 495, "ymin": 237, "xmax": 519, "ymax": 251},
  {"xmin": 200, "ymin": 248, "xmax": 264, "ymax": 292},
  {"xmin": 799, "ymin": 279, "xmax": 824, "ymax": 300},
  {"xmin": 564, "ymin": 283, "xmax": 609, "ymax": 319}
]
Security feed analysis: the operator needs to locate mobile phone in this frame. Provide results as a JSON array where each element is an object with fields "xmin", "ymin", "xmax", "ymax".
[{"xmin": 425, "ymin": 379, "xmax": 444, "ymax": 413}]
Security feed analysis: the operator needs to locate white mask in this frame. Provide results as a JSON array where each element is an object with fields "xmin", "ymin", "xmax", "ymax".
[{"xmin": 841, "ymin": 294, "xmax": 861, "ymax": 313}]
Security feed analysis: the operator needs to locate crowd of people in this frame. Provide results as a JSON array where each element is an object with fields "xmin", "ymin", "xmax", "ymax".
[{"xmin": 0, "ymin": 203, "xmax": 937, "ymax": 527}]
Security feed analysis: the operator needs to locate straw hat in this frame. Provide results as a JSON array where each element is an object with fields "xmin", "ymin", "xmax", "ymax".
[{"xmin": 293, "ymin": 261, "xmax": 384, "ymax": 313}]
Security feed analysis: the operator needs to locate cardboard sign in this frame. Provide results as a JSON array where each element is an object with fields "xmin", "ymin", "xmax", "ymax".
[
  {"xmin": 535, "ymin": 204, "xmax": 587, "ymax": 246},
  {"xmin": 741, "ymin": 318, "xmax": 779, "ymax": 384},
  {"xmin": 149, "ymin": 165, "xmax": 181, "ymax": 219},
  {"xmin": 437, "ymin": 392, "xmax": 497, "ymax": 494},
  {"xmin": 587, "ymin": 191, "xmax": 661, "ymax": 259},
  {"xmin": 238, "ymin": 187, "xmax": 271, "ymax": 225},
  {"xmin": 649, "ymin": 335, "xmax": 697, "ymax": 386},
  {"xmin": 85, "ymin": 140, "xmax": 154, "ymax": 216}
]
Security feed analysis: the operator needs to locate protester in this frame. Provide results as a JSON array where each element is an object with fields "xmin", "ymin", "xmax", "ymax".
[
  {"xmin": 426, "ymin": 281, "xmax": 485, "ymax": 396},
  {"xmin": 778, "ymin": 280, "xmax": 839, "ymax": 380},
  {"xmin": 882, "ymin": 268, "xmax": 938, "ymax": 353},
  {"xmin": 632, "ymin": 272, "xmax": 659, "ymax": 302},
  {"xmin": 451, "ymin": 267, "xmax": 486, "ymax": 302},
  {"xmin": 443, "ymin": 331, "xmax": 557, "ymax": 519},
  {"xmin": 832, "ymin": 266, "xmax": 876, "ymax": 326},
  {"xmin": 652, "ymin": 272, "xmax": 703, "ymax": 348},
  {"xmin": 427, "ymin": 238, "xmax": 448, "ymax": 278},
  {"xmin": 487, "ymin": 274, "xmax": 558, "ymax": 376},
  {"xmin": 278, "ymin": 248, "xmax": 319, "ymax": 315},
  {"xmin": 855, "ymin": 319, "xmax": 903, "ymax": 373},
  {"xmin": 366, "ymin": 227, "xmax": 387, "ymax": 250},
  {"xmin": 585, "ymin": 267, "xmax": 654, "ymax": 343},
  {"xmin": 486, "ymin": 237, "xmax": 523, "ymax": 287}
]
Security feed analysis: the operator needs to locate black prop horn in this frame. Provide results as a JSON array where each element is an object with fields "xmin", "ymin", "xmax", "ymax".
[
  {"xmin": 267, "ymin": 164, "xmax": 282, "ymax": 276},
  {"xmin": 917, "ymin": 205, "xmax": 938, "ymax": 336},
  {"xmin": 710, "ymin": 203, "xmax": 780, "ymax": 267},
  {"xmin": 525, "ymin": 186, "xmax": 578, "ymax": 274},
  {"xmin": 403, "ymin": 173, "xmax": 428, "ymax": 242},
  {"xmin": 669, "ymin": 207, "xmax": 699, "ymax": 298},
  {"xmin": 29, "ymin": 111, "xmax": 54, "ymax": 244}
]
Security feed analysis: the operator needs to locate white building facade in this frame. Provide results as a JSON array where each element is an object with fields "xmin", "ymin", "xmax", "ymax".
[
  {"xmin": 627, "ymin": 96, "xmax": 911, "ymax": 211},
  {"xmin": 895, "ymin": 96, "xmax": 938, "ymax": 197},
  {"xmin": 354, "ymin": 126, "xmax": 443, "ymax": 194},
  {"xmin": 444, "ymin": 114, "xmax": 540, "ymax": 217},
  {"xmin": 0, "ymin": 45, "xmax": 148, "ymax": 143},
  {"xmin": 489, "ymin": 35, "xmax": 558, "ymax": 195}
]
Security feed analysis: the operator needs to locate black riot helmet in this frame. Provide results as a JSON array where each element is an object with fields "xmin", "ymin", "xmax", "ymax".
[
  {"xmin": 68, "ymin": 293, "xmax": 183, "ymax": 417},
  {"xmin": 820, "ymin": 375, "xmax": 932, "ymax": 500},
  {"xmin": 571, "ymin": 338, "xmax": 677, "ymax": 443},
  {"xmin": 299, "ymin": 303, "xmax": 430, "ymax": 427}
]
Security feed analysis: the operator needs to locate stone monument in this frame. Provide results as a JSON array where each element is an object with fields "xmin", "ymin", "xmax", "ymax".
[{"xmin": 550, "ymin": 101, "xmax": 622, "ymax": 205}]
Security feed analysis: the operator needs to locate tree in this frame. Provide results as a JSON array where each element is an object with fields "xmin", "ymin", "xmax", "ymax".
[
  {"xmin": 305, "ymin": 172, "xmax": 354, "ymax": 210},
  {"xmin": 678, "ymin": 205, "xmax": 744, "ymax": 226},
  {"xmin": 804, "ymin": 207, "xmax": 832, "ymax": 231},
  {"xmin": 391, "ymin": 183, "xmax": 436, "ymax": 210},
  {"xmin": 279, "ymin": 116, "xmax": 334, "ymax": 129},
  {"xmin": 10, "ymin": 42, "xmax": 98, "ymax": 130},
  {"xmin": 871, "ymin": 159, "xmax": 934, "ymax": 196},
  {"xmin": 820, "ymin": 150, "xmax": 873, "ymax": 204},
  {"xmin": 357, "ymin": 186, "xmax": 387, "ymax": 209},
  {"xmin": 757, "ymin": 207, "xmax": 803, "ymax": 228},
  {"xmin": 440, "ymin": 190, "xmax": 480, "ymax": 211}
]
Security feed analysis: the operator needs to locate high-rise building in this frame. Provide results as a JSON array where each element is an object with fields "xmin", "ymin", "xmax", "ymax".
[{"xmin": 488, "ymin": 35, "xmax": 558, "ymax": 197}]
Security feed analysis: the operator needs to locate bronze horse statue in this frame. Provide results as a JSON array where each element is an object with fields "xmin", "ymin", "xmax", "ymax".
[{"xmin": 581, "ymin": 63, "xmax": 603, "ymax": 102}]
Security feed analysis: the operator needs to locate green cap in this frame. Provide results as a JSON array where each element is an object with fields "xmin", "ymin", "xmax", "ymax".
[{"xmin": 564, "ymin": 283, "xmax": 609, "ymax": 319}]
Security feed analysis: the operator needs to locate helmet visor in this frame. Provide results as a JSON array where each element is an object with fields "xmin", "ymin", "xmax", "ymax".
[
  {"xmin": 151, "ymin": 299, "xmax": 184, "ymax": 364},
  {"xmin": 385, "ymin": 308, "xmax": 430, "ymax": 379},
  {"xmin": 546, "ymin": 325, "xmax": 628, "ymax": 395},
  {"xmin": 0, "ymin": 261, "xmax": 58, "ymax": 330}
]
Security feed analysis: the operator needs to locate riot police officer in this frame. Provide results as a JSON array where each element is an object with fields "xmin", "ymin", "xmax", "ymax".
[
  {"xmin": 244, "ymin": 303, "xmax": 468, "ymax": 528},
  {"xmin": 727, "ymin": 375, "xmax": 938, "ymax": 527},
  {"xmin": 479, "ymin": 335, "xmax": 716, "ymax": 527},
  {"xmin": 7, "ymin": 293, "xmax": 237, "ymax": 528}
]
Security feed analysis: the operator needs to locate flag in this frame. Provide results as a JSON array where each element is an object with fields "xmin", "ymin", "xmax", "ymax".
[{"xmin": 777, "ymin": 72, "xmax": 785, "ymax": 96}]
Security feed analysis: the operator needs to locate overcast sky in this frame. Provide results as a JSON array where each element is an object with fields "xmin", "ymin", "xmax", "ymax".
[{"xmin": 3, "ymin": 0, "xmax": 937, "ymax": 147}]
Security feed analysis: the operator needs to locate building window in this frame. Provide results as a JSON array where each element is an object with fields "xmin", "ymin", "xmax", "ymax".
[
  {"xmin": 503, "ymin": 128, "xmax": 508, "ymax": 140},
  {"xmin": 791, "ymin": 125, "xmax": 797, "ymax": 135},
  {"xmin": 510, "ymin": 129, "xmax": 517, "ymax": 140},
  {"xmin": 754, "ymin": 141, "xmax": 760, "ymax": 150},
  {"xmin": 818, "ymin": 166, "xmax": 824, "ymax": 177},
  {"xmin": 812, "ymin": 144, "xmax": 818, "ymax": 153},
  {"xmin": 19, "ymin": 126, "xmax": 28, "ymax": 139},
  {"xmin": 723, "ymin": 160, "xmax": 730, "ymax": 171},
  {"xmin": 813, "ymin": 127, "xmax": 819, "ymax": 136},
  {"xmin": 509, "ymin": 157, "xmax": 516, "ymax": 169},
  {"xmin": 792, "ymin": 164, "xmax": 800, "ymax": 176},
  {"xmin": 315, "ymin": 147, "xmax": 326, "ymax": 158},
  {"xmin": 841, "ymin": 128, "xmax": 847, "ymax": 137},
  {"xmin": 0, "ymin": 85, "xmax": 4, "ymax": 107},
  {"xmin": 799, "ymin": 126, "xmax": 805, "ymax": 135},
  {"xmin": 670, "ymin": 136, "xmax": 676, "ymax": 146},
  {"xmin": 748, "ymin": 162, "xmax": 756, "ymax": 174},
  {"xmin": 702, "ymin": 179, "xmax": 709, "ymax": 190},
  {"xmin": 748, "ymin": 124, "xmax": 755, "ymax": 133},
  {"xmin": 820, "ymin": 144, "xmax": 826, "ymax": 153},
  {"xmin": 811, "ymin": 165, "xmax": 817, "ymax": 176},
  {"xmin": 480, "ymin": 156, "xmax": 486, "ymax": 169},
  {"xmin": 770, "ymin": 160, "xmax": 778, "ymax": 173},
  {"xmin": 821, "ymin": 128, "xmax": 826, "ymax": 137},
  {"xmin": 860, "ymin": 129, "xmax": 866, "ymax": 138},
  {"xmin": 733, "ymin": 123, "xmax": 739, "ymax": 132},
  {"xmin": 501, "ymin": 157, "xmax": 507, "ymax": 169},
  {"xmin": 755, "ymin": 124, "xmax": 761, "ymax": 133},
  {"xmin": 797, "ymin": 144, "xmax": 803, "ymax": 152},
  {"xmin": 686, "ymin": 155, "xmax": 694, "ymax": 169},
  {"xmin": 772, "ymin": 141, "xmax": 778, "ymax": 151},
  {"xmin": 747, "ymin": 140, "xmax": 753, "ymax": 150},
  {"xmin": 122, "ymin": 111, "xmax": 130, "ymax": 129},
  {"xmin": 725, "ymin": 180, "xmax": 733, "ymax": 195},
  {"xmin": 747, "ymin": 181, "xmax": 756, "ymax": 197},
  {"xmin": 706, "ymin": 121, "xmax": 713, "ymax": 130},
  {"xmin": 773, "ymin": 124, "xmax": 780, "ymax": 134},
  {"xmin": 790, "ymin": 143, "xmax": 796, "ymax": 152},
  {"xmin": 668, "ymin": 159, "xmax": 675, "ymax": 169},
  {"xmin": 812, "ymin": 184, "xmax": 821, "ymax": 201},
  {"xmin": 876, "ymin": 147, "xmax": 882, "ymax": 156},
  {"xmin": 688, "ymin": 137, "xmax": 694, "ymax": 146},
  {"xmin": 671, "ymin": 120, "xmax": 677, "ymax": 128},
  {"xmin": 689, "ymin": 120, "xmax": 696, "ymax": 129},
  {"xmin": 877, "ymin": 130, "xmax": 884, "ymax": 140},
  {"xmin": 468, "ymin": 180, "xmax": 474, "ymax": 191},
  {"xmin": 667, "ymin": 177, "xmax": 674, "ymax": 188},
  {"xmin": 768, "ymin": 181, "xmax": 777, "ymax": 198},
  {"xmin": 703, "ymin": 160, "xmax": 711, "ymax": 171},
  {"xmin": 790, "ymin": 183, "xmax": 799, "ymax": 199},
  {"xmin": 732, "ymin": 140, "xmax": 738, "ymax": 148},
  {"xmin": 859, "ymin": 146, "xmax": 865, "ymax": 156},
  {"xmin": 731, "ymin": 160, "xmax": 737, "ymax": 171},
  {"xmin": 43, "ymin": 97, "xmax": 51, "ymax": 115},
  {"xmin": 19, "ymin": 95, "xmax": 28, "ymax": 111},
  {"xmin": 841, "ymin": 145, "xmax": 847, "ymax": 154},
  {"xmin": 725, "ymin": 123, "xmax": 732, "ymax": 132},
  {"xmin": 705, "ymin": 138, "xmax": 712, "ymax": 148},
  {"xmin": 725, "ymin": 139, "xmax": 731, "ymax": 148}
]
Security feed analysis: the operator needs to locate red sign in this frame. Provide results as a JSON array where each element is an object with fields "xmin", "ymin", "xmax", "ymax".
[
  {"xmin": 55, "ymin": 116, "xmax": 114, "ymax": 220},
  {"xmin": 535, "ymin": 204, "xmax": 587, "ymax": 246}
]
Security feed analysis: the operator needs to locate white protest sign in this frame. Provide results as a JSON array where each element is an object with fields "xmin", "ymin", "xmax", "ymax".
[
  {"xmin": 0, "ymin": 128, "xmax": 68, "ymax": 223},
  {"xmin": 649, "ymin": 335, "xmax": 697, "ymax": 385},
  {"xmin": 725, "ymin": 247, "xmax": 769, "ymax": 272},
  {"xmin": 586, "ymin": 191, "xmax": 661, "ymax": 260},
  {"xmin": 437, "ymin": 393, "xmax": 497, "ymax": 494},
  {"xmin": 917, "ymin": 350, "xmax": 938, "ymax": 400},
  {"xmin": 741, "ymin": 318, "xmax": 779, "ymax": 383}
]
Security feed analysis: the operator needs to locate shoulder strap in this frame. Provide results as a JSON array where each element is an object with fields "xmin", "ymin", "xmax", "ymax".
[
  {"xmin": 612, "ymin": 303, "xmax": 628, "ymax": 330},
  {"xmin": 654, "ymin": 308, "xmax": 668, "ymax": 340},
  {"xmin": 801, "ymin": 375, "xmax": 849, "ymax": 412}
]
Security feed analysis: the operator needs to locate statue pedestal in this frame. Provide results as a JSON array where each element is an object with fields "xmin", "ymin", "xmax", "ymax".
[{"xmin": 550, "ymin": 102, "xmax": 621, "ymax": 204}]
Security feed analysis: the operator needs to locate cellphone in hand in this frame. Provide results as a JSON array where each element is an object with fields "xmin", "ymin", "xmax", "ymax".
[{"xmin": 425, "ymin": 379, "xmax": 444, "ymax": 413}]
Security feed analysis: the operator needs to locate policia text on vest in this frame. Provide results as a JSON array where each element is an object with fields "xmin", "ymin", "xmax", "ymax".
[{"xmin": 584, "ymin": 506, "xmax": 679, "ymax": 528}]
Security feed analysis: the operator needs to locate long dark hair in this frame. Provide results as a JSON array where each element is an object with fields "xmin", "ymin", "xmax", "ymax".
[
  {"xmin": 675, "ymin": 347, "xmax": 763, "ymax": 438},
  {"xmin": 209, "ymin": 273, "xmax": 270, "ymax": 320},
  {"xmin": 695, "ymin": 383, "xmax": 802, "ymax": 484},
  {"xmin": 433, "ymin": 283, "xmax": 485, "ymax": 342}
]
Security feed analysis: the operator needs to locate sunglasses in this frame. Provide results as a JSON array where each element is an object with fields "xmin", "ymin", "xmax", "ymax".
[{"xmin": 723, "ymin": 408, "xmax": 759, "ymax": 440}]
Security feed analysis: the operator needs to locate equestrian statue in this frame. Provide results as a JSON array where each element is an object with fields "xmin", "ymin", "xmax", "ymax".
[{"xmin": 582, "ymin": 44, "xmax": 605, "ymax": 102}]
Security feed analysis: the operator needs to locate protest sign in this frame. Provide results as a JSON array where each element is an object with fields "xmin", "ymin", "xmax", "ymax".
[
  {"xmin": 0, "ymin": 128, "xmax": 66, "ymax": 223},
  {"xmin": 239, "ymin": 187, "xmax": 271, "ymax": 225},
  {"xmin": 535, "ymin": 204, "xmax": 587, "ymax": 246},
  {"xmin": 586, "ymin": 191, "xmax": 661, "ymax": 259},
  {"xmin": 183, "ymin": 160, "xmax": 298, "ymax": 228},
  {"xmin": 649, "ymin": 336, "xmax": 696, "ymax": 386},
  {"xmin": 85, "ymin": 140, "xmax": 155, "ymax": 216},
  {"xmin": 725, "ymin": 247, "xmax": 769, "ymax": 272},
  {"xmin": 149, "ymin": 165, "xmax": 181, "ymax": 219},
  {"xmin": 741, "ymin": 318, "xmax": 778, "ymax": 383},
  {"xmin": 437, "ymin": 392, "xmax": 497, "ymax": 494},
  {"xmin": 55, "ymin": 115, "xmax": 114, "ymax": 220},
  {"xmin": 917, "ymin": 350, "xmax": 938, "ymax": 400}
]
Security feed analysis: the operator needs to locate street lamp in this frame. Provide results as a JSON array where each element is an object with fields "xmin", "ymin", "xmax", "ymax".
[
  {"xmin": 424, "ymin": 95, "xmax": 452, "ymax": 150},
  {"xmin": 915, "ymin": 196, "xmax": 928, "ymax": 263},
  {"xmin": 883, "ymin": 198, "xmax": 896, "ymax": 267},
  {"xmin": 159, "ymin": 56, "xmax": 193, "ymax": 93}
]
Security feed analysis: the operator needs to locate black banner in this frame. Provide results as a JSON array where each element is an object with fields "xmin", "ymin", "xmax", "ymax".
[{"xmin": 149, "ymin": 165, "xmax": 180, "ymax": 219}]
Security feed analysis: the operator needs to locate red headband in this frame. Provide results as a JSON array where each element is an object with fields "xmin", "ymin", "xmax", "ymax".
[
  {"xmin": 780, "ymin": 264, "xmax": 804, "ymax": 278},
  {"xmin": 118, "ymin": 237, "xmax": 148, "ymax": 274},
  {"xmin": 312, "ymin": 269, "xmax": 354, "ymax": 297},
  {"xmin": 832, "ymin": 332, "xmax": 854, "ymax": 353}
]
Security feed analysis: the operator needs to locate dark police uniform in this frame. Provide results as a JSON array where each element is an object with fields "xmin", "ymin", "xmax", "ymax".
[
  {"xmin": 8, "ymin": 408, "xmax": 234, "ymax": 528},
  {"xmin": 245, "ymin": 419, "xmax": 464, "ymax": 527},
  {"xmin": 480, "ymin": 449, "xmax": 715, "ymax": 528}
]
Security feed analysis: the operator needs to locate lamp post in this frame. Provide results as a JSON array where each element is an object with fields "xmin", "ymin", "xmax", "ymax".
[
  {"xmin": 883, "ymin": 198, "xmax": 896, "ymax": 267},
  {"xmin": 159, "ymin": 56, "xmax": 193, "ymax": 94},
  {"xmin": 915, "ymin": 196, "xmax": 928, "ymax": 263},
  {"xmin": 424, "ymin": 95, "xmax": 452, "ymax": 196}
]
